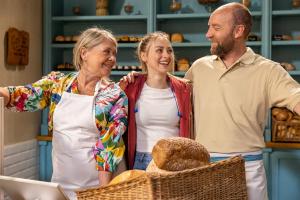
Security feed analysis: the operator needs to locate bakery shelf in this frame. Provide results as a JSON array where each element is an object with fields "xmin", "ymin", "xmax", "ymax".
[
  {"xmin": 272, "ymin": 40, "xmax": 300, "ymax": 45},
  {"xmin": 51, "ymin": 43, "xmax": 74, "ymax": 48},
  {"xmin": 288, "ymin": 70, "xmax": 300, "ymax": 75},
  {"xmin": 266, "ymin": 142, "xmax": 300, "ymax": 149},
  {"xmin": 171, "ymin": 41, "xmax": 261, "ymax": 48},
  {"xmin": 37, "ymin": 135, "xmax": 52, "ymax": 142},
  {"xmin": 157, "ymin": 13, "xmax": 210, "ymax": 19},
  {"xmin": 173, "ymin": 71, "xmax": 186, "ymax": 76},
  {"xmin": 52, "ymin": 15, "xmax": 148, "ymax": 21},
  {"xmin": 157, "ymin": 11, "xmax": 261, "ymax": 20},
  {"xmin": 272, "ymin": 10, "xmax": 300, "ymax": 16},
  {"xmin": 51, "ymin": 43, "xmax": 138, "ymax": 48}
]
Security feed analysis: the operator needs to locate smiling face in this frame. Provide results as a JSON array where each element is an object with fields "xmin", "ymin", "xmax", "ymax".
[
  {"xmin": 80, "ymin": 39, "xmax": 117, "ymax": 77},
  {"xmin": 206, "ymin": 9, "xmax": 236, "ymax": 57},
  {"xmin": 141, "ymin": 37, "xmax": 174, "ymax": 75}
]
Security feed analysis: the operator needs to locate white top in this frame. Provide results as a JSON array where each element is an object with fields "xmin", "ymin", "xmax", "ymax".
[{"xmin": 135, "ymin": 83, "xmax": 180, "ymax": 153}]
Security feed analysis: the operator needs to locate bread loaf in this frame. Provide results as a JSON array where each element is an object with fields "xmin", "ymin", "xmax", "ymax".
[
  {"xmin": 171, "ymin": 33, "xmax": 184, "ymax": 43},
  {"xmin": 151, "ymin": 137, "xmax": 210, "ymax": 171},
  {"xmin": 177, "ymin": 58, "xmax": 190, "ymax": 71}
]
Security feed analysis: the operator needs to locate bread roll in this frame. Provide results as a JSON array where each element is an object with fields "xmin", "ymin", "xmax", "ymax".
[
  {"xmin": 109, "ymin": 170, "xmax": 146, "ymax": 185},
  {"xmin": 55, "ymin": 35, "xmax": 64, "ymax": 42},
  {"xmin": 171, "ymin": 33, "xmax": 184, "ymax": 43},
  {"xmin": 177, "ymin": 58, "xmax": 190, "ymax": 71},
  {"xmin": 151, "ymin": 137, "xmax": 210, "ymax": 171}
]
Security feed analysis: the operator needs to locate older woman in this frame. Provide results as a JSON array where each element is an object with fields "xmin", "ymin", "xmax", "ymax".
[
  {"xmin": 0, "ymin": 27, "xmax": 128, "ymax": 199},
  {"xmin": 120, "ymin": 32, "xmax": 193, "ymax": 170}
]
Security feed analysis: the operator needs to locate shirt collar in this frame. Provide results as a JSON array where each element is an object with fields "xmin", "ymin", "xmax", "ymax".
[{"xmin": 212, "ymin": 47, "xmax": 256, "ymax": 65}]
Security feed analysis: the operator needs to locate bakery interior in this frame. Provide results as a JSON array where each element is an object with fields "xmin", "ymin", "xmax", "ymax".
[{"xmin": 0, "ymin": 0, "xmax": 300, "ymax": 199}]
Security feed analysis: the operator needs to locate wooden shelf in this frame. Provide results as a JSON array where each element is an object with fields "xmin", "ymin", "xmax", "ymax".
[
  {"xmin": 36, "ymin": 135, "xmax": 52, "ymax": 141},
  {"xmin": 266, "ymin": 142, "xmax": 300, "ymax": 149}
]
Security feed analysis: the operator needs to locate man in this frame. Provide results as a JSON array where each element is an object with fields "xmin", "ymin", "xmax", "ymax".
[{"xmin": 185, "ymin": 2, "xmax": 300, "ymax": 200}]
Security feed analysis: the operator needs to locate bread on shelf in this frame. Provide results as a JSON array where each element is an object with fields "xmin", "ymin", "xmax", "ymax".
[
  {"xmin": 171, "ymin": 33, "xmax": 184, "ymax": 43},
  {"xmin": 177, "ymin": 58, "xmax": 190, "ymax": 71}
]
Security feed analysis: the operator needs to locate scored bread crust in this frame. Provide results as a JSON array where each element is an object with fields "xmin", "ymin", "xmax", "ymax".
[{"xmin": 151, "ymin": 137, "xmax": 210, "ymax": 171}]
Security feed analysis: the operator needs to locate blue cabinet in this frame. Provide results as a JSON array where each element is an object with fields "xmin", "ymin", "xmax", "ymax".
[
  {"xmin": 264, "ymin": 148, "xmax": 300, "ymax": 200},
  {"xmin": 38, "ymin": 140, "xmax": 52, "ymax": 181}
]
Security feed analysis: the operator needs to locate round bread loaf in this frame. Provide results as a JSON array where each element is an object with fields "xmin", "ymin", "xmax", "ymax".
[
  {"xmin": 109, "ymin": 170, "xmax": 146, "ymax": 185},
  {"xmin": 177, "ymin": 58, "xmax": 190, "ymax": 71},
  {"xmin": 171, "ymin": 33, "xmax": 184, "ymax": 43},
  {"xmin": 152, "ymin": 137, "xmax": 210, "ymax": 171}
]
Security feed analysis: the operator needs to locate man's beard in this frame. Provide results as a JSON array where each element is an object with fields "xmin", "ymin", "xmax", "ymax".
[
  {"xmin": 210, "ymin": 32, "xmax": 235, "ymax": 58},
  {"xmin": 210, "ymin": 41, "xmax": 234, "ymax": 58}
]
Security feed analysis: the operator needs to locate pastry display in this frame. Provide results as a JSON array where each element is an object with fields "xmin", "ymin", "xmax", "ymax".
[
  {"xmin": 72, "ymin": 35, "xmax": 80, "ymax": 42},
  {"xmin": 54, "ymin": 63, "xmax": 75, "ymax": 70},
  {"xmin": 272, "ymin": 34, "xmax": 293, "ymax": 41},
  {"xmin": 247, "ymin": 33, "xmax": 260, "ymax": 41},
  {"xmin": 272, "ymin": 107, "xmax": 300, "ymax": 142},
  {"xmin": 150, "ymin": 137, "xmax": 210, "ymax": 171},
  {"xmin": 177, "ymin": 58, "xmax": 190, "ymax": 71},
  {"xmin": 116, "ymin": 35, "xmax": 142, "ymax": 43},
  {"xmin": 54, "ymin": 35, "xmax": 65, "ymax": 42},
  {"xmin": 64, "ymin": 36, "xmax": 72, "ymax": 42},
  {"xmin": 171, "ymin": 33, "xmax": 184, "ymax": 43}
]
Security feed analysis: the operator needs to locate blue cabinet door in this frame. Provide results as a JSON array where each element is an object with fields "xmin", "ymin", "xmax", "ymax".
[
  {"xmin": 270, "ymin": 150, "xmax": 300, "ymax": 200},
  {"xmin": 38, "ymin": 141, "xmax": 53, "ymax": 181}
]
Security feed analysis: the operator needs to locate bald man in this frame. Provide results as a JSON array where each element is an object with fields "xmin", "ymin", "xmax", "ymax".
[{"xmin": 185, "ymin": 2, "xmax": 300, "ymax": 200}]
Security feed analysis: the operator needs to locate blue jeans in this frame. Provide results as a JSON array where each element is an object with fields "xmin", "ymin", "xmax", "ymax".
[{"xmin": 133, "ymin": 152, "xmax": 152, "ymax": 170}]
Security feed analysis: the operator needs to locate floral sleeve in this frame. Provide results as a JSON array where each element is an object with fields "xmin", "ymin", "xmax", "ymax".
[
  {"xmin": 93, "ymin": 88, "xmax": 128, "ymax": 172},
  {"xmin": 6, "ymin": 71, "xmax": 65, "ymax": 112}
]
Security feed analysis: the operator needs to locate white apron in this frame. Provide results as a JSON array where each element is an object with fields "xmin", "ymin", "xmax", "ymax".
[
  {"xmin": 210, "ymin": 151, "xmax": 268, "ymax": 200},
  {"xmin": 52, "ymin": 78, "xmax": 101, "ymax": 199}
]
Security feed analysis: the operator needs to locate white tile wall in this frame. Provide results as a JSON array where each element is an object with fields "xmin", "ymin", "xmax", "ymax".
[
  {"xmin": 4, "ymin": 139, "xmax": 39, "ymax": 179},
  {"xmin": 1, "ymin": 139, "xmax": 39, "ymax": 200}
]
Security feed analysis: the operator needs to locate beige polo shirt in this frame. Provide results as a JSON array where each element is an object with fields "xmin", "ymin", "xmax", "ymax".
[{"xmin": 185, "ymin": 47, "xmax": 300, "ymax": 153}]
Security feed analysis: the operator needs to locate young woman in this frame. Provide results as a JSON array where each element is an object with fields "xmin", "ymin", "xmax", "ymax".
[
  {"xmin": 0, "ymin": 27, "xmax": 128, "ymax": 199},
  {"xmin": 120, "ymin": 32, "xmax": 193, "ymax": 170}
]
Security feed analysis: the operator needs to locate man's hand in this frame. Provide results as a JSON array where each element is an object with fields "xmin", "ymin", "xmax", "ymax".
[{"xmin": 119, "ymin": 71, "xmax": 141, "ymax": 90}]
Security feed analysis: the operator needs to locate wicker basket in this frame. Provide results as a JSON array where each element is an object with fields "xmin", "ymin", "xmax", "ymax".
[
  {"xmin": 272, "ymin": 117, "xmax": 300, "ymax": 142},
  {"xmin": 76, "ymin": 156, "xmax": 247, "ymax": 200}
]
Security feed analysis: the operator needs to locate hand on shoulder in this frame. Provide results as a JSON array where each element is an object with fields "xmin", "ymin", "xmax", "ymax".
[{"xmin": 119, "ymin": 71, "xmax": 142, "ymax": 90}]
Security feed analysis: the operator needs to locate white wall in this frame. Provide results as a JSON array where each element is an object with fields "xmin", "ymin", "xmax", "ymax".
[{"xmin": 0, "ymin": 0, "xmax": 43, "ymax": 145}]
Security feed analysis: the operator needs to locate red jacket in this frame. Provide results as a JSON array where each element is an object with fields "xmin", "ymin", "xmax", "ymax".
[{"xmin": 124, "ymin": 74, "xmax": 193, "ymax": 169}]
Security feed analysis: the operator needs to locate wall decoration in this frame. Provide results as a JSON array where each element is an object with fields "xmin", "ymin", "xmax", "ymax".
[{"xmin": 6, "ymin": 28, "xmax": 29, "ymax": 65}]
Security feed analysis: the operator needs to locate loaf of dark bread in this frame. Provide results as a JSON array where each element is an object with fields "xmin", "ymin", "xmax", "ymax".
[{"xmin": 151, "ymin": 137, "xmax": 210, "ymax": 171}]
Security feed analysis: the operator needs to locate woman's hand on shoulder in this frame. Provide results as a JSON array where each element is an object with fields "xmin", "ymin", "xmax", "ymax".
[{"xmin": 119, "ymin": 71, "xmax": 141, "ymax": 90}]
